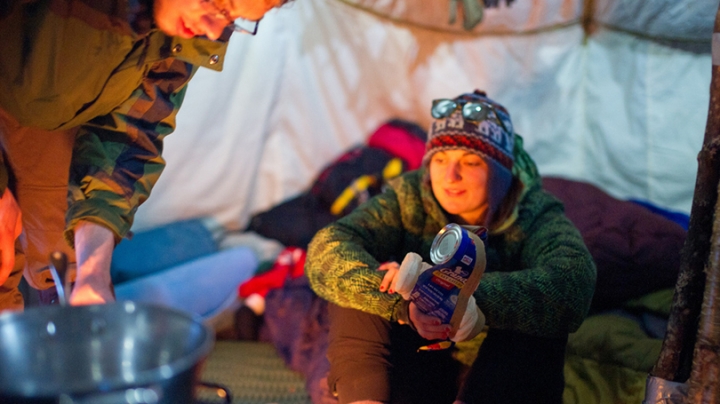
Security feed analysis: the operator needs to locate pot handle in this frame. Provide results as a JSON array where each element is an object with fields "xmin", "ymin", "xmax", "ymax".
[
  {"xmin": 48, "ymin": 251, "xmax": 71, "ymax": 306},
  {"xmin": 196, "ymin": 380, "xmax": 233, "ymax": 404},
  {"xmin": 57, "ymin": 382, "xmax": 232, "ymax": 404},
  {"xmin": 59, "ymin": 386, "xmax": 163, "ymax": 404}
]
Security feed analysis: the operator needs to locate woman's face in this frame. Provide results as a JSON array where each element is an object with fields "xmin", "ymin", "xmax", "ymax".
[
  {"xmin": 153, "ymin": 0, "xmax": 282, "ymax": 40},
  {"xmin": 429, "ymin": 149, "xmax": 490, "ymax": 225}
]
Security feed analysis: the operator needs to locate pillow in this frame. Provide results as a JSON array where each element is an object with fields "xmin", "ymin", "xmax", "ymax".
[
  {"xmin": 111, "ymin": 218, "xmax": 219, "ymax": 284},
  {"xmin": 114, "ymin": 246, "xmax": 258, "ymax": 318},
  {"xmin": 542, "ymin": 177, "xmax": 687, "ymax": 312}
]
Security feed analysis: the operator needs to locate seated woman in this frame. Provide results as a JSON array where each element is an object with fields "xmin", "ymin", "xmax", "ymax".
[{"xmin": 305, "ymin": 90, "xmax": 596, "ymax": 404}]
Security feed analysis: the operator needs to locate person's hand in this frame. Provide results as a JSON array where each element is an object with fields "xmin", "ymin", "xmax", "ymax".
[
  {"xmin": 0, "ymin": 188, "xmax": 22, "ymax": 285},
  {"xmin": 378, "ymin": 253, "xmax": 431, "ymax": 299},
  {"xmin": 69, "ymin": 221, "xmax": 116, "ymax": 306},
  {"xmin": 409, "ymin": 297, "xmax": 485, "ymax": 342},
  {"xmin": 378, "ymin": 261, "xmax": 400, "ymax": 293},
  {"xmin": 409, "ymin": 301, "xmax": 451, "ymax": 341}
]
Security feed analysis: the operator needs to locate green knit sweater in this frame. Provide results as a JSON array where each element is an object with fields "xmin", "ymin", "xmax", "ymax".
[{"xmin": 306, "ymin": 141, "xmax": 596, "ymax": 337}]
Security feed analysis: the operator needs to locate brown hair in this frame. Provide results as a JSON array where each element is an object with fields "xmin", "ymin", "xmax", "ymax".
[{"xmin": 487, "ymin": 175, "xmax": 523, "ymax": 231}]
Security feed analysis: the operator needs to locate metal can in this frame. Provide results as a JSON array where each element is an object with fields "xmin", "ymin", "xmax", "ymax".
[
  {"xmin": 430, "ymin": 223, "xmax": 485, "ymax": 267},
  {"xmin": 410, "ymin": 223, "xmax": 487, "ymax": 326}
]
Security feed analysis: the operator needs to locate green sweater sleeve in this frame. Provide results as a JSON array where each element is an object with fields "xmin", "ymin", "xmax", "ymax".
[
  {"xmin": 306, "ymin": 187, "xmax": 411, "ymax": 322},
  {"xmin": 477, "ymin": 185, "xmax": 597, "ymax": 337}
]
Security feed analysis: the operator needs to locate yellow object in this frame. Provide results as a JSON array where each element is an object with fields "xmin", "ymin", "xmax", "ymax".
[
  {"xmin": 330, "ymin": 175, "xmax": 377, "ymax": 215},
  {"xmin": 417, "ymin": 340, "xmax": 454, "ymax": 352},
  {"xmin": 330, "ymin": 158, "xmax": 404, "ymax": 215},
  {"xmin": 382, "ymin": 158, "xmax": 403, "ymax": 180}
]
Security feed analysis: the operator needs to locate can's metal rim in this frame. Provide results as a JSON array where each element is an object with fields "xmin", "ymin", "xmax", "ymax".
[{"xmin": 430, "ymin": 224, "xmax": 463, "ymax": 265}]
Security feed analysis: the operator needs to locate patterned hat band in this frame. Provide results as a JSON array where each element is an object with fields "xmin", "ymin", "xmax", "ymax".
[{"xmin": 424, "ymin": 133, "xmax": 514, "ymax": 171}]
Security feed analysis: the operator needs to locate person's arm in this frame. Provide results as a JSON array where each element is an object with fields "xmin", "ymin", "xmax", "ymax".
[
  {"xmin": 65, "ymin": 58, "xmax": 196, "ymax": 246},
  {"xmin": 63, "ymin": 58, "xmax": 196, "ymax": 305},
  {"xmin": 69, "ymin": 221, "xmax": 115, "ymax": 305},
  {"xmin": 475, "ymin": 186, "xmax": 597, "ymax": 337},
  {"xmin": 306, "ymin": 188, "xmax": 411, "ymax": 322}
]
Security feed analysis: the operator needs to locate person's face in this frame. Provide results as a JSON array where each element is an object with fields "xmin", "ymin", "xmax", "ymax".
[
  {"xmin": 153, "ymin": 0, "xmax": 282, "ymax": 40},
  {"xmin": 429, "ymin": 149, "xmax": 490, "ymax": 225}
]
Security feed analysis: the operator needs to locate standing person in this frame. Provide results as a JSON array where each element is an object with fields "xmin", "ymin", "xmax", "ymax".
[
  {"xmin": 305, "ymin": 90, "xmax": 596, "ymax": 404},
  {"xmin": 0, "ymin": 0, "xmax": 291, "ymax": 311}
]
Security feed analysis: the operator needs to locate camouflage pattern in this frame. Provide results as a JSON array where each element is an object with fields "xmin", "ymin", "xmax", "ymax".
[{"xmin": 0, "ymin": 0, "xmax": 229, "ymax": 243}]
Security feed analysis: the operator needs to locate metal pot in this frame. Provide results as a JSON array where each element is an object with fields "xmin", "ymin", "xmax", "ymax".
[
  {"xmin": 0, "ymin": 253, "xmax": 229, "ymax": 404},
  {"xmin": 0, "ymin": 301, "xmax": 222, "ymax": 404}
]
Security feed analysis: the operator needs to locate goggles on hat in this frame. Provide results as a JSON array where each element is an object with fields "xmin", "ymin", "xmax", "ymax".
[{"xmin": 431, "ymin": 98, "xmax": 510, "ymax": 133}]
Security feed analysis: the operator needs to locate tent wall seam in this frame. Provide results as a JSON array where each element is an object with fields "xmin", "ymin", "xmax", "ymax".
[
  {"xmin": 236, "ymin": 20, "xmax": 294, "ymax": 230},
  {"xmin": 332, "ymin": 0, "xmax": 712, "ymax": 45},
  {"xmin": 332, "ymin": 0, "xmax": 581, "ymax": 36},
  {"xmin": 598, "ymin": 22, "xmax": 712, "ymax": 45},
  {"xmin": 581, "ymin": 0, "xmax": 594, "ymax": 42}
]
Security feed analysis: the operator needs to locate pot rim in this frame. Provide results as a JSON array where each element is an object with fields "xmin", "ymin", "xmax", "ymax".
[{"xmin": 0, "ymin": 301, "xmax": 215, "ymax": 398}]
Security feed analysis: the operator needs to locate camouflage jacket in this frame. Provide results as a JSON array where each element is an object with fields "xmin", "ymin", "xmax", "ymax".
[{"xmin": 0, "ymin": 0, "xmax": 228, "ymax": 243}]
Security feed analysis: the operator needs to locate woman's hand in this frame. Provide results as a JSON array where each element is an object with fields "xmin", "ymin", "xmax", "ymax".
[
  {"xmin": 409, "ymin": 302, "xmax": 451, "ymax": 340},
  {"xmin": 377, "ymin": 253, "xmax": 431, "ymax": 299},
  {"xmin": 377, "ymin": 261, "xmax": 400, "ymax": 293}
]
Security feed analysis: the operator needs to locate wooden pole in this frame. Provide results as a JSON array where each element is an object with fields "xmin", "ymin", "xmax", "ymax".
[
  {"xmin": 650, "ymin": 5, "xmax": 720, "ymax": 384},
  {"xmin": 685, "ymin": 185, "xmax": 720, "ymax": 400}
]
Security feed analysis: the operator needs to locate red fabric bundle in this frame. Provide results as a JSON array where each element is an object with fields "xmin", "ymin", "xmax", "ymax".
[{"xmin": 239, "ymin": 247, "xmax": 307, "ymax": 298}]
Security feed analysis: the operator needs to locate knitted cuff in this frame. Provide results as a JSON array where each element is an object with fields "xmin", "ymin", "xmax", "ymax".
[{"xmin": 392, "ymin": 299, "xmax": 416, "ymax": 331}]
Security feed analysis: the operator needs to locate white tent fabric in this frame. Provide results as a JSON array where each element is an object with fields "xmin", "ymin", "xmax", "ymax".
[{"xmin": 132, "ymin": 0, "xmax": 716, "ymax": 232}]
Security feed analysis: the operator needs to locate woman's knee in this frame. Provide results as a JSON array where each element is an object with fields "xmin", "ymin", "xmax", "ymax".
[
  {"xmin": 327, "ymin": 303, "xmax": 394, "ymax": 362},
  {"xmin": 327, "ymin": 303, "xmax": 394, "ymax": 404}
]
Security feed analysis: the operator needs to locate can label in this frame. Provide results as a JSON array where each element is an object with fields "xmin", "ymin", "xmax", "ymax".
[{"xmin": 410, "ymin": 224, "xmax": 485, "ymax": 324}]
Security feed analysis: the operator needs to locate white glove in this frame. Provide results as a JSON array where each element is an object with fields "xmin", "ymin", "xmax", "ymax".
[
  {"xmin": 451, "ymin": 295, "xmax": 486, "ymax": 342},
  {"xmin": 394, "ymin": 252, "xmax": 432, "ymax": 300}
]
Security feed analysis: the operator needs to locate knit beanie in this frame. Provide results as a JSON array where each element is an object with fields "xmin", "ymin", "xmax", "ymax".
[{"xmin": 423, "ymin": 90, "xmax": 515, "ymax": 216}]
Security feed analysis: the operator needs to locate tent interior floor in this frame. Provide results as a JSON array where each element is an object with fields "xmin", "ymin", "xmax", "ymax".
[
  {"xmin": 199, "ymin": 299, "xmax": 311, "ymax": 404},
  {"xmin": 197, "ymin": 341, "xmax": 311, "ymax": 404}
]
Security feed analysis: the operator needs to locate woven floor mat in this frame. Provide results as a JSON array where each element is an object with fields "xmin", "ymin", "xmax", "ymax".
[{"xmin": 197, "ymin": 341, "xmax": 311, "ymax": 404}]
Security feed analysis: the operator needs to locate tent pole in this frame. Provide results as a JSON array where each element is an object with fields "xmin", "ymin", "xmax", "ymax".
[
  {"xmin": 685, "ymin": 5, "xmax": 720, "ymax": 391},
  {"xmin": 686, "ymin": 185, "xmax": 720, "ymax": 398},
  {"xmin": 648, "ymin": 2, "xmax": 720, "ymax": 390}
]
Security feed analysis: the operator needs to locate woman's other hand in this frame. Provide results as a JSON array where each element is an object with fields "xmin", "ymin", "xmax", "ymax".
[{"xmin": 409, "ymin": 302, "xmax": 451, "ymax": 340}]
